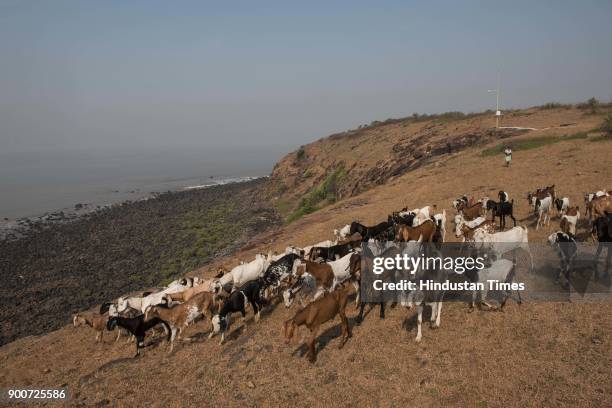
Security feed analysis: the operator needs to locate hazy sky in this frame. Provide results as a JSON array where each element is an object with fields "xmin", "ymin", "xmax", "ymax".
[{"xmin": 1, "ymin": 0, "xmax": 611, "ymax": 153}]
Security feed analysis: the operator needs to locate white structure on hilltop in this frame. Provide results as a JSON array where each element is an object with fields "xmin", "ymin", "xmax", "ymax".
[{"xmin": 488, "ymin": 71, "xmax": 502, "ymax": 128}]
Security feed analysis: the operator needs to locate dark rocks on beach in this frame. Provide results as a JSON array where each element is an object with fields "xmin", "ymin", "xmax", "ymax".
[{"xmin": 0, "ymin": 178, "xmax": 280, "ymax": 346}]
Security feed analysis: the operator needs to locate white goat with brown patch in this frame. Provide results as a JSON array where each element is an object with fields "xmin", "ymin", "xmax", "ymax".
[{"xmin": 144, "ymin": 292, "xmax": 217, "ymax": 352}]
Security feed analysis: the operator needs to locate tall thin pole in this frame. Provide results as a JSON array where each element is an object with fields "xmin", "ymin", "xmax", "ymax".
[
  {"xmin": 496, "ymin": 71, "xmax": 500, "ymax": 129},
  {"xmin": 488, "ymin": 70, "xmax": 502, "ymax": 129}
]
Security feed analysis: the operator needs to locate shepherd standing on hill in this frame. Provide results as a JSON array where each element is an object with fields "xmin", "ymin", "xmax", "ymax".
[{"xmin": 504, "ymin": 146, "xmax": 512, "ymax": 167}]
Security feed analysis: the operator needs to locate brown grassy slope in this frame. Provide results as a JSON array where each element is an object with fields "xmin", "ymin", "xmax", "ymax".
[
  {"xmin": 267, "ymin": 106, "xmax": 607, "ymax": 215},
  {"xmin": 0, "ymin": 118, "xmax": 611, "ymax": 407}
]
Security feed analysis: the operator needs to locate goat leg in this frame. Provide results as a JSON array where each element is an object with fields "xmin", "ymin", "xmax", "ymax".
[
  {"xmin": 468, "ymin": 290, "xmax": 476, "ymax": 313},
  {"xmin": 429, "ymin": 303, "xmax": 438, "ymax": 327},
  {"xmin": 355, "ymin": 302, "xmax": 365, "ymax": 324},
  {"xmin": 168, "ymin": 328, "xmax": 178, "ymax": 353},
  {"xmin": 307, "ymin": 327, "xmax": 319, "ymax": 363},
  {"xmin": 481, "ymin": 301, "xmax": 497, "ymax": 310},
  {"xmin": 415, "ymin": 304, "xmax": 423, "ymax": 342},
  {"xmin": 134, "ymin": 337, "xmax": 144, "ymax": 358},
  {"xmin": 241, "ymin": 311, "xmax": 248, "ymax": 331},
  {"xmin": 434, "ymin": 301, "xmax": 442, "ymax": 327},
  {"xmin": 339, "ymin": 316, "xmax": 350, "ymax": 349},
  {"xmin": 254, "ymin": 305, "xmax": 261, "ymax": 322}
]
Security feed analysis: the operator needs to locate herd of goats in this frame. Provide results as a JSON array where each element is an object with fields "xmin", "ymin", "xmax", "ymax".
[{"xmin": 72, "ymin": 186, "xmax": 612, "ymax": 362}]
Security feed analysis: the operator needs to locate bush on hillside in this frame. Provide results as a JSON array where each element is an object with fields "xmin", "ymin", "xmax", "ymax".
[
  {"xmin": 577, "ymin": 97, "xmax": 600, "ymax": 114},
  {"xmin": 296, "ymin": 146, "xmax": 305, "ymax": 160},
  {"xmin": 600, "ymin": 114, "xmax": 612, "ymax": 137},
  {"xmin": 540, "ymin": 102, "xmax": 572, "ymax": 110}
]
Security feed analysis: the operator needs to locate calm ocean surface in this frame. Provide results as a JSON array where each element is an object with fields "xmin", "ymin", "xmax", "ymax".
[{"xmin": 0, "ymin": 146, "xmax": 287, "ymax": 220}]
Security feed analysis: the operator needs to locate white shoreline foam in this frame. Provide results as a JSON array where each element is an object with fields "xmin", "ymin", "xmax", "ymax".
[
  {"xmin": 183, "ymin": 175, "xmax": 264, "ymax": 190},
  {"xmin": 1, "ymin": 175, "xmax": 267, "ymax": 240}
]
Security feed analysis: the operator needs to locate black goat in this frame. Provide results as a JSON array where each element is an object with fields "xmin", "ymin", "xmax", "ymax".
[
  {"xmin": 498, "ymin": 191, "xmax": 509, "ymax": 202},
  {"xmin": 350, "ymin": 221, "xmax": 391, "ymax": 241},
  {"xmin": 99, "ymin": 302, "xmax": 113, "ymax": 315},
  {"xmin": 486, "ymin": 199, "xmax": 516, "ymax": 230},
  {"xmin": 355, "ymin": 245, "xmax": 391, "ymax": 324},
  {"xmin": 106, "ymin": 315, "xmax": 170, "ymax": 357},
  {"xmin": 388, "ymin": 212, "xmax": 416, "ymax": 226},
  {"xmin": 309, "ymin": 241, "xmax": 359, "ymax": 261},
  {"xmin": 592, "ymin": 213, "xmax": 612, "ymax": 279},
  {"xmin": 211, "ymin": 279, "xmax": 268, "ymax": 344}
]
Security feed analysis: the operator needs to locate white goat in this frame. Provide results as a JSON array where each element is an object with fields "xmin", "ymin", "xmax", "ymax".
[
  {"xmin": 327, "ymin": 252, "xmax": 356, "ymax": 289},
  {"xmin": 411, "ymin": 205, "xmax": 434, "ymax": 227},
  {"xmin": 433, "ymin": 209, "xmax": 447, "ymax": 242},
  {"xmin": 214, "ymin": 253, "xmax": 270, "ymax": 293},
  {"xmin": 473, "ymin": 227, "xmax": 534, "ymax": 271},
  {"xmin": 116, "ymin": 281, "xmax": 191, "ymax": 315},
  {"xmin": 554, "ymin": 197, "xmax": 570, "ymax": 215},
  {"xmin": 333, "ymin": 224, "xmax": 351, "ymax": 241},
  {"xmin": 560, "ymin": 211, "xmax": 580, "ymax": 236},
  {"xmin": 535, "ymin": 196, "xmax": 553, "ymax": 230}
]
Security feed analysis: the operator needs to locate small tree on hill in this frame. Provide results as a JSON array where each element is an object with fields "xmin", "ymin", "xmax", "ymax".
[
  {"xmin": 586, "ymin": 97, "xmax": 600, "ymax": 114},
  {"xmin": 601, "ymin": 114, "xmax": 612, "ymax": 137},
  {"xmin": 296, "ymin": 146, "xmax": 305, "ymax": 160}
]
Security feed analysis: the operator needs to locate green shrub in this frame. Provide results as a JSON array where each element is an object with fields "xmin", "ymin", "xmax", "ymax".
[
  {"xmin": 577, "ymin": 97, "xmax": 600, "ymax": 114},
  {"xmin": 599, "ymin": 114, "xmax": 612, "ymax": 136},
  {"xmin": 539, "ymin": 102, "xmax": 571, "ymax": 110},
  {"xmin": 275, "ymin": 199, "xmax": 291, "ymax": 214},
  {"xmin": 286, "ymin": 166, "xmax": 347, "ymax": 223},
  {"xmin": 296, "ymin": 146, "xmax": 305, "ymax": 160}
]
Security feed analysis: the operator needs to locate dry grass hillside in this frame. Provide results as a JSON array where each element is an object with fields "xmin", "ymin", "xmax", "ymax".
[
  {"xmin": 1, "ymin": 105, "xmax": 611, "ymax": 407},
  {"xmin": 268, "ymin": 104, "xmax": 610, "ymax": 223}
]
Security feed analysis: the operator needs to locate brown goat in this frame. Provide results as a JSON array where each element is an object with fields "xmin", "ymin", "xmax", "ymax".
[
  {"xmin": 394, "ymin": 219, "xmax": 435, "ymax": 242},
  {"xmin": 144, "ymin": 292, "xmax": 217, "ymax": 352},
  {"xmin": 589, "ymin": 195, "xmax": 612, "ymax": 220},
  {"xmin": 283, "ymin": 284, "xmax": 352, "ymax": 362},
  {"xmin": 73, "ymin": 312, "xmax": 114, "ymax": 342},
  {"xmin": 457, "ymin": 201, "xmax": 484, "ymax": 220},
  {"xmin": 527, "ymin": 185, "xmax": 556, "ymax": 206},
  {"xmin": 295, "ymin": 260, "xmax": 335, "ymax": 296},
  {"xmin": 565, "ymin": 206, "xmax": 579, "ymax": 217},
  {"xmin": 457, "ymin": 220, "xmax": 496, "ymax": 241}
]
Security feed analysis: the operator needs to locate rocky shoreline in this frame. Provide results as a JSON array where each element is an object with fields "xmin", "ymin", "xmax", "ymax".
[{"xmin": 0, "ymin": 178, "xmax": 279, "ymax": 345}]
